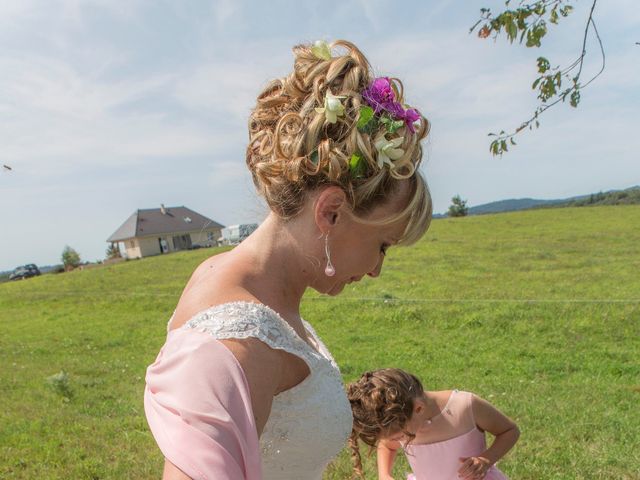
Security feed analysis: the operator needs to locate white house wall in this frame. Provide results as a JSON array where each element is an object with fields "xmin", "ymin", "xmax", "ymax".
[{"xmin": 121, "ymin": 227, "xmax": 222, "ymax": 259}]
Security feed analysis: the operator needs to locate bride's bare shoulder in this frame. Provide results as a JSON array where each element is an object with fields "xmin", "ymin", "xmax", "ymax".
[{"xmin": 169, "ymin": 250, "xmax": 257, "ymax": 330}]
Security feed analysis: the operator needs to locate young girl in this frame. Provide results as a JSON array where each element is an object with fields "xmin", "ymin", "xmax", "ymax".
[{"xmin": 348, "ymin": 369, "xmax": 519, "ymax": 480}]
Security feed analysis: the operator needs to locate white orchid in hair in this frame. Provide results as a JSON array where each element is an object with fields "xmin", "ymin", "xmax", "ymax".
[
  {"xmin": 374, "ymin": 131, "xmax": 405, "ymax": 169},
  {"xmin": 315, "ymin": 90, "xmax": 346, "ymax": 124},
  {"xmin": 311, "ymin": 40, "xmax": 332, "ymax": 60}
]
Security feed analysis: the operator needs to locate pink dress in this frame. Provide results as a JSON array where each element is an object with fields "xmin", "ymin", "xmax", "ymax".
[{"xmin": 404, "ymin": 390, "xmax": 508, "ymax": 480}]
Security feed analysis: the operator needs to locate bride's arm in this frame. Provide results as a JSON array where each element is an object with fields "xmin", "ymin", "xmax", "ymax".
[
  {"xmin": 218, "ymin": 337, "xmax": 286, "ymax": 437},
  {"xmin": 162, "ymin": 459, "xmax": 192, "ymax": 480}
]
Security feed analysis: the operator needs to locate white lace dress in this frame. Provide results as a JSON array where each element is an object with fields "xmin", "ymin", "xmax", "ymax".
[{"xmin": 180, "ymin": 301, "xmax": 353, "ymax": 479}]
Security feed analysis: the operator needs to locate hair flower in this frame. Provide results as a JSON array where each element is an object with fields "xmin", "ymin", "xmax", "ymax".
[
  {"xmin": 362, "ymin": 77, "xmax": 395, "ymax": 113},
  {"xmin": 315, "ymin": 91, "xmax": 346, "ymax": 124},
  {"xmin": 361, "ymin": 76, "xmax": 421, "ymax": 134},
  {"xmin": 374, "ymin": 132, "xmax": 404, "ymax": 169},
  {"xmin": 311, "ymin": 40, "xmax": 332, "ymax": 61}
]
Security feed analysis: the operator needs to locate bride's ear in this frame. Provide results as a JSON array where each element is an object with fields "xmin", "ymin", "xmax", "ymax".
[{"xmin": 314, "ymin": 186, "xmax": 347, "ymax": 233}]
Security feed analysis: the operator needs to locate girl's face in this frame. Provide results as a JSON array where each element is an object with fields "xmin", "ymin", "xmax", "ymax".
[
  {"xmin": 382, "ymin": 420, "xmax": 417, "ymax": 445},
  {"xmin": 379, "ymin": 395, "xmax": 427, "ymax": 445}
]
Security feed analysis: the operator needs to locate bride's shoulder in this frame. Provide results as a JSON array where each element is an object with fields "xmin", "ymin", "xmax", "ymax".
[{"xmin": 169, "ymin": 252, "xmax": 260, "ymax": 330}]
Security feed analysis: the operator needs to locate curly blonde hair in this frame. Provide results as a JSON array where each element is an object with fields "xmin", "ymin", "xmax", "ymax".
[
  {"xmin": 347, "ymin": 369, "xmax": 424, "ymax": 479},
  {"xmin": 246, "ymin": 40, "xmax": 432, "ymax": 245}
]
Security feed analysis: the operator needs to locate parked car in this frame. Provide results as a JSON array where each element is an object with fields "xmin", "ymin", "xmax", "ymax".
[{"xmin": 9, "ymin": 264, "xmax": 41, "ymax": 280}]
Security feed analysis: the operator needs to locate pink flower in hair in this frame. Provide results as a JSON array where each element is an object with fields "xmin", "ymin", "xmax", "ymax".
[
  {"xmin": 362, "ymin": 77, "xmax": 395, "ymax": 113},
  {"xmin": 361, "ymin": 77, "xmax": 420, "ymax": 134}
]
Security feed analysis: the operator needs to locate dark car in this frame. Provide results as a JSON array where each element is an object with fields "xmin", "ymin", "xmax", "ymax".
[{"xmin": 9, "ymin": 264, "xmax": 41, "ymax": 280}]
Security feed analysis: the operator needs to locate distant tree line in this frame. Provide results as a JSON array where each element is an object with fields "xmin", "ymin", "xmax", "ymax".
[{"xmin": 556, "ymin": 187, "xmax": 640, "ymax": 208}]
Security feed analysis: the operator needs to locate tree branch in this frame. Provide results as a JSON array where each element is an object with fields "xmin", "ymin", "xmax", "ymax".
[{"xmin": 472, "ymin": 0, "xmax": 605, "ymax": 156}]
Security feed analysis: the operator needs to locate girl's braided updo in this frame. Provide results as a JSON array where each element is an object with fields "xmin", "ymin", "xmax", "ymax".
[
  {"xmin": 246, "ymin": 40, "xmax": 432, "ymax": 245},
  {"xmin": 347, "ymin": 369, "xmax": 424, "ymax": 479}
]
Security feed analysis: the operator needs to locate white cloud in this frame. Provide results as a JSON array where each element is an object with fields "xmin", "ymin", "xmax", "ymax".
[{"xmin": 211, "ymin": 0, "xmax": 239, "ymax": 28}]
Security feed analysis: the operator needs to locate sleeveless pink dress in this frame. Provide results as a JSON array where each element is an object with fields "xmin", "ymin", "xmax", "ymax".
[{"xmin": 404, "ymin": 390, "xmax": 508, "ymax": 480}]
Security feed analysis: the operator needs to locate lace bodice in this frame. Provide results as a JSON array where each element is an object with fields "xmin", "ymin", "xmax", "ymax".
[{"xmin": 182, "ymin": 301, "xmax": 353, "ymax": 480}]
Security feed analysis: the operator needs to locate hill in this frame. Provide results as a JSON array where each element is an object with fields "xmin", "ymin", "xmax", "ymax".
[
  {"xmin": 468, "ymin": 197, "xmax": 562, "ymax": 215},
  {"xmin": 1, "ymin": 206, "xmax": 639, "ymax": 479},
  {"xmin": 443, "ymin": 185, "xmax": 640, "ymax": 216}
]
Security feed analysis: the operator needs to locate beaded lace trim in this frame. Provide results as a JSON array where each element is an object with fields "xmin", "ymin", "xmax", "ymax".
[{"xmin": 182, "ymin": 301, "xmax": 320, "ymax": 367}]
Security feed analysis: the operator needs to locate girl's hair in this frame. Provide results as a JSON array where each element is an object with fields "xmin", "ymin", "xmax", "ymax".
[
  {"xmin": 347, "ymin": 369, "xmax": 424, "ymax": 479},
  {"xmin": 246, "ymin": 40, "xmax": 432, "ymax": 245}
]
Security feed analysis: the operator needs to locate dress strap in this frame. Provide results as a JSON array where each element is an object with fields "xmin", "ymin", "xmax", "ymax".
[
  {"xmin": 182, "ymin": 301, "xmax": 317, "ymax": 367},
  {"xmin": 453, "ymin": 390, "xmax": 477, "ymax": 431}
]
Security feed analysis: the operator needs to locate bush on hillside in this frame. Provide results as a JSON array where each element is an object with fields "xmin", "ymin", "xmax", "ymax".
[{"xmin": 61, "ymin": 246, "xmax": 81, "ymax": 271}]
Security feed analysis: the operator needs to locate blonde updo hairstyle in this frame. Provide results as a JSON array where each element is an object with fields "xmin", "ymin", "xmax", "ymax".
[
  {"xmin": 347, "ymin": 369, "xmax": 425, "ymax": 479},
  {"xmin": 246, "ymin": 40, "xmax": 432, "ymax": 245}
]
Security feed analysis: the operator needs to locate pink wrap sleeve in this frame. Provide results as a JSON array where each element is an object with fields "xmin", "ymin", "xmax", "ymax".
[{"xmin": 144, "ymin": 328, "xmax": 263, "ymax": 480}]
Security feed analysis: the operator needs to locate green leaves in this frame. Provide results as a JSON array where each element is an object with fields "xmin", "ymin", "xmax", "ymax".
[
  {"xmin": 357, "ymin": 105, "xmax": 403, "ymax": 135},
  {"xmin": 356, "ymin": 105, "xmax": 374, "ymax": 129},
  {"xmin": 536, "ymin": 56, "xmax": 550, "ymax": 73},
  {"xmin": 525, "ymin": 21, "xmax": 547, "ymax": 47},
  {"xmin": 570, "ymin": 89, "xmax": 581, "ymax": 107},
  {"xmin": 349, "ymin": 153, "xmax": 366, "ymax": 178},
  {"xmin": 356, "ymin": 105, "xmax": 380, "ymax": 135},
  {"xmin": 380, "ymin": 116, "xmax": 404, "ymax": 134}
]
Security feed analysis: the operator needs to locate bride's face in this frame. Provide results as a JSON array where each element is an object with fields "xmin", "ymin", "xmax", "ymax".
[{"xmin": 315, "ymin": 196, "xmax": 409, "ymax": 297}]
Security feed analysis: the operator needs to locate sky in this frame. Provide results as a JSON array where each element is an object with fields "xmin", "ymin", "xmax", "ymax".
[{"xmin": 1, "ymin": 0, "xmax": 639, "ymax": 271}]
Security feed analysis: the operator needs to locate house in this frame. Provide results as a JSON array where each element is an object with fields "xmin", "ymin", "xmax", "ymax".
[
  {"xmin": 107, "ymin": 205, "xmax": 224, "ymax": 259},
  {"xmin": 221, "ymin": 223, "xmax": 259, "ymax": 245}
]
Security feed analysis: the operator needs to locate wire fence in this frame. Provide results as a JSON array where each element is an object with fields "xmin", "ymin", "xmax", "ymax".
[{"xmin": 2, "ymin": 290, "xmax": 639, "ymax": 304}]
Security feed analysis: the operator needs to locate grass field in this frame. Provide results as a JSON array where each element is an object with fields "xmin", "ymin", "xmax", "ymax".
[{"xmin": 1, "ymin": 206, "xmax": 639, "ymax": 479}]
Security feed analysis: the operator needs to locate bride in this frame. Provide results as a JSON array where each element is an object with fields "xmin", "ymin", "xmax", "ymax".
[{"xmin": 144, "ymin": 39, "xmax": 432, "ymax": 479}]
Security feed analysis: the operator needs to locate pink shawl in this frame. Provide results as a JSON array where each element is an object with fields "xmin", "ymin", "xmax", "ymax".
[{"xmin": 144, "ymin": 328, "xmax": 263, "ymax": 479}]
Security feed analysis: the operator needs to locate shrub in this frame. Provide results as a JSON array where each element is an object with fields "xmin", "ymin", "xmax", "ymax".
[
  {"xmin": 61, "ymin": 246, "xmax": 81, "ymax": 271},
  {"xmin": 448, "ymin": 195, "xmax": 469, "ymax": 217},
  {"xmin": 105, "ymin": 243, "xmax": 121, "ymax": 259},
  {"xmin": 46, "ymin": 371, "xmax": 73, "ymax": 400}
]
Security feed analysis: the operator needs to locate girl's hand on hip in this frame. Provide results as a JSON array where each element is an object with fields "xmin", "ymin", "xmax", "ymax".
[{"xmin": 458, "ymin": 456, "xmax": 491, "ymax": 479}]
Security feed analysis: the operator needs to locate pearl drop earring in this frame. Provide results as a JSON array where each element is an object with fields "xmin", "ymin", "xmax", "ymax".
[{"xmin": 324, "ymin": 233, "xmax": 335, "ymax": 277}]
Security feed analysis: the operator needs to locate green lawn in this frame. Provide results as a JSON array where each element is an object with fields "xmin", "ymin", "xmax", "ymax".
[{"xmin": 1, "ymin": 206, "xmax": 638, "ymax": 479}]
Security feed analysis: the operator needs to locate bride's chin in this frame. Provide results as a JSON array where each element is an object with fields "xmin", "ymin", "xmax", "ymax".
[
  {"xmin": 310, "ymin": 277, "xmax": 347, "ymax": 296},
  {"xmin": 326, "ymin": 282, "xmax": 346, "ymax": 296}
]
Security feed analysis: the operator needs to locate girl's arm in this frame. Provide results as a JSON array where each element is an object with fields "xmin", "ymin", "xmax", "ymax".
[
  {"xmin": 458, "ymin": 394, "xmax": 520, "ymax": 480},
  {"xmin": 377, "ymin": 438, "xmax": 401, "ymax": 480}
]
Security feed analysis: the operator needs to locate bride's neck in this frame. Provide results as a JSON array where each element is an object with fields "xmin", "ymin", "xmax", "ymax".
[{"xmin": 235, "ymin": 213, "xmax": 318, "ymax": 315}]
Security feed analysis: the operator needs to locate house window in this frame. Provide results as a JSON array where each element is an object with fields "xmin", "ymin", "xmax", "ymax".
[
  {"xmin": 207, "ymin": 232, "xmax": 214, "ymax": 242},
  {"xmin": 172, "ymin": 234, "xmax": 192, "ymax": 250}
]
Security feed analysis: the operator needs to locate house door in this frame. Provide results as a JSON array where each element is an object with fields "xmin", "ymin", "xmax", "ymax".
[{"xmin": 159, "ymin": 238, "xmax": 169, "ymax": 253}]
